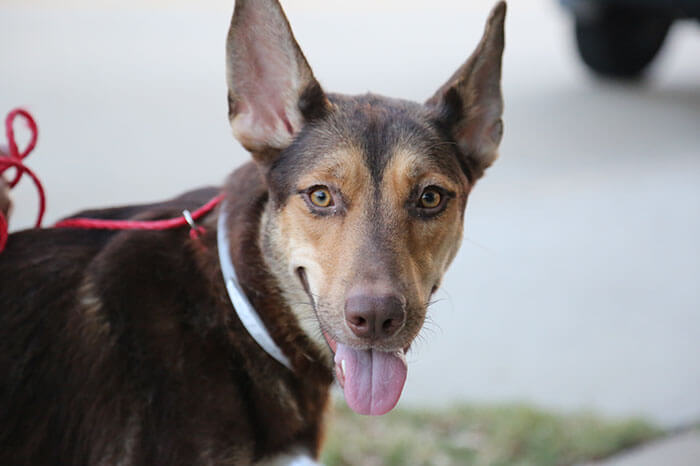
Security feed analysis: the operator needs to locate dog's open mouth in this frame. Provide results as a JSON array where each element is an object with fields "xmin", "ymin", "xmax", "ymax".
[{"xmin": 296, "ymin": 268, "xmax": 408, "ymax": 416}]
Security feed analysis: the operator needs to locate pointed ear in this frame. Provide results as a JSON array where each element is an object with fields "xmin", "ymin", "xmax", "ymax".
[
  {"xmin": 427, "ymin": 1, "xmax": 506, "ymax": 179},
  {"xmin": 226, "ymin": 0, "xmax": 329, "ymax": 164}
]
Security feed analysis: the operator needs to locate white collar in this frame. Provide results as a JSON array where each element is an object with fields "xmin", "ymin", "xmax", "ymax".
[{"xmin": 217, "ymin": 203, "xmax": 293, "ymax": 371}]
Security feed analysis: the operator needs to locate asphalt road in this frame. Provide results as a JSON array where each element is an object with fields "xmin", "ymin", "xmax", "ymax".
[{"xmin": 2, "ymin": 0, "xmax": 699, "ymax": 427}]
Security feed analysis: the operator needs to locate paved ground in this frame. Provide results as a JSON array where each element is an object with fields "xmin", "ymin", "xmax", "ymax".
[
  {"xmin": 586, "ymin": 430, "xmax": 700, "ymax": 466},
  {"xmin": 2, "ymin": 0, "xmax": 699, "ymax": 435}
]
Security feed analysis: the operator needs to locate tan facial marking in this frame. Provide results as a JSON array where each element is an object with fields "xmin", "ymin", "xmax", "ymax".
[
  {"xmin": 379, "ymin": 148, "xmax": 468, "ymax": 324},
  {"xmin": 264, "ymin": 144, "xmax": 469, "ymax": 353},
  {"xmin": 263, "ymin": 145, "xmax": 372, "ymax": 349}
]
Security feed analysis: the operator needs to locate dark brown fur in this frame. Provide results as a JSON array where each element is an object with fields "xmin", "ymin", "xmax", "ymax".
[
  {"xmin": 0, "ymin": 1, "xmax": 506, "ymax": 463},
  {"xmin": 0, "ymin": 167, "xmax": 332, "ymax": 465},
  {"xmin": 0, "ymin": 176, "xmax": 10, "ymax": 222}
]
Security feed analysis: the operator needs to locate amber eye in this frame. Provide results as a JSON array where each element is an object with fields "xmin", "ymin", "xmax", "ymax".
[
  {"xmin": 419, "ymin": 188, "xmax": 442, "ymax": 209},
  {"xmin": 309, "ymin": 187, "xmax": 333, "ymax": 208}
]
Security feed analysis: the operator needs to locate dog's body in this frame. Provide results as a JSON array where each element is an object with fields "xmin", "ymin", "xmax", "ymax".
[
  {"xmin": 1, "ymin": 168, "xmax": 330, "ymax": 464},
  {"xmin": 0, "ymin": 1, "xmax": 506, "ymax": 464}
]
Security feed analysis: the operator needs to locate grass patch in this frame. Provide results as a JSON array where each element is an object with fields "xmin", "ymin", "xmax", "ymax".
[{"xmin": 321, "ymin": 400, "xmax": 662, "ymax": 466}]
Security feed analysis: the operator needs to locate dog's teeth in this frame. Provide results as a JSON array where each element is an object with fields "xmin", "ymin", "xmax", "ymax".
[{"xmin": 341, "ymin": 359, "xmax": 346, "ymax": 377}]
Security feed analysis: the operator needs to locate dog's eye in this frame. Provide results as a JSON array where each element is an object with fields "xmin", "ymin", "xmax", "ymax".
[
  {"xmin": 418, "ymin": 188, "xmax": 442, "ymax": 209},
  {"xmin": 309, "ymin": 186, "xmax": 333, "ymax": 208}
]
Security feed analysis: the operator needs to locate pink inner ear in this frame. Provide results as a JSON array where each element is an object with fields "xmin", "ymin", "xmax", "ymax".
[
  {"xmin": 275, "ymin": 102, "xmax": 294, "ymax": 136},
  {"xmin": 232, "ymin": 88, "xmax": 298, "ymax": 151},
  {"xmin": 230, "ymin": 5, "xmax": 305, "ymax": 150}
]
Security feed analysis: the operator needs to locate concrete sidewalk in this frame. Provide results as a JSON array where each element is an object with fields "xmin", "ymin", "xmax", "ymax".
[{"xmin": 585, "ymin": 430, "xmax": 700, "ymax": 466}]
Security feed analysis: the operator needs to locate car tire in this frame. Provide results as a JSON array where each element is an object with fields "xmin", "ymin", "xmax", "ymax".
[{"xmin": 574, "ymin": 6, "xmax": 672, "ymax": 79}]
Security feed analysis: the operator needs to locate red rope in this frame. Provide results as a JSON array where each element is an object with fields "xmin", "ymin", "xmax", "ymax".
[
  {"xmin": 54, "ymin": 194, "xmax": 223, "ymax": 240},
  {"xmin": 0, "ymin": 108, "xmax": 223, "ymax": 254},
  {"xmin": 0, "ymin": 108, "xmax": 46, "ymax": 253}
]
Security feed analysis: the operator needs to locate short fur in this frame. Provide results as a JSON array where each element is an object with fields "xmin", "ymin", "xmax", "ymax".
[
  {"xmin": 0, "ymin": 1, "xmax": 506, "ymax": 464},
  {"xmin": 0, "ymin": 175, "xmax": 10, "ymax": 221}
]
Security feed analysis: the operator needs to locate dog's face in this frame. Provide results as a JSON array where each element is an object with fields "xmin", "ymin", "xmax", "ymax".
[{"xmin": 226, "ymin": 0, "xmax": 505, "ymax": 415}]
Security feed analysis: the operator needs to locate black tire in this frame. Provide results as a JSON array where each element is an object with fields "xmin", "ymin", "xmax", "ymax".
[{"xmin": 574, "ymin": 6, "xmax": 672, "ymax": 79}]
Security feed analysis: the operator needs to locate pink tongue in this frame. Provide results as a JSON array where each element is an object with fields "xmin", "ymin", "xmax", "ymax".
[{"xmin": 334, "ymin": 343, "xmax": 407, "ymax": 416}]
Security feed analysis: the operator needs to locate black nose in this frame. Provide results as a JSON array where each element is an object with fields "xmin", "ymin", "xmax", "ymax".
[{"xmin": 344, "ymin": 293, "xmax": 406, "ymax": 340}]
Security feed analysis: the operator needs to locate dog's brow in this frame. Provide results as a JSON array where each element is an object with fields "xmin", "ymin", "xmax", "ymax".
[
  {"xmin": 296, "ymin": 147, "xmax": 366, "ymax": 186},
  {"xmin": 389, "ymin": 147, "xmax": 466, "ymax": 189}
]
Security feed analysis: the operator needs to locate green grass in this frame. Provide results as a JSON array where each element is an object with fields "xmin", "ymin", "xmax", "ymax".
[{"xmin": 321, "ymin": 400, "xmax": 662, "ymax": 466}]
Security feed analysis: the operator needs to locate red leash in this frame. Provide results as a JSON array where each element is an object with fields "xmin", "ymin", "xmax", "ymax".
[
  {"xmin": 0, "ymin": 109, "xmax": 45, "ymax": 253},
  {"xmin": 0, "ymin": 108, "xmax": 222, "ymax": 254},
  {"xmin": 54, "ymin": 195, "xmax": 223, "ymax": 239}
]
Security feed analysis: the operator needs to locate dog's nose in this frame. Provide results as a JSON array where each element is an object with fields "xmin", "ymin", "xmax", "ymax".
[{"xmin": 344, "ymin": 293, "xmax": 406, "ymax": 340}]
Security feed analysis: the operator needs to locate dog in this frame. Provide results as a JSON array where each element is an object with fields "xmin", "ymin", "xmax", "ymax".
[
  {"xmin": 0, "ymin": 175, "xmax": 10, "ymax": 223},
  {"xmin": 0, "ymin": 0, "xmax": 506, "ymax": 464}
]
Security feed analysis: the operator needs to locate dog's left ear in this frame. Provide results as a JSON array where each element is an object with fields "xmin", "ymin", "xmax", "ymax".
[
  {"xmin": 226, "ymin": 0, "xmax": 329, "ymax": 165},
  {"xmin": 427, "ymin": 1, "xmax": 506, "ymax": 180}
]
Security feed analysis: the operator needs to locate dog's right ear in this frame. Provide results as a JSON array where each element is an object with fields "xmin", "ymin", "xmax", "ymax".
[{"xmin": 226, "ymin": 0, "xmax": 329, "ymax": 165}]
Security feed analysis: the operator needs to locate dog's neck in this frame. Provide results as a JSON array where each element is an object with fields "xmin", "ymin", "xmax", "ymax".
[
  {"xmin": 219, "ymin": 162, "xmax": 333, "ymax": 378},
  {"xmin": 217, "ymin": 202, "xmax": 292, "ymax": 370}
]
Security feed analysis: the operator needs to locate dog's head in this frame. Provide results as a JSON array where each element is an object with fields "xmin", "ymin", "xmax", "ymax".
[{"xmin": 226, "ymin": 0, "xmax": 505, "ymax": 415}]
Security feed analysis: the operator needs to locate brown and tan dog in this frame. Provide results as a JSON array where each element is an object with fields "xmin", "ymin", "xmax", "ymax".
[{"xmin": 0, "ymin": 1, "xmax": 506, "ymax": 464}]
